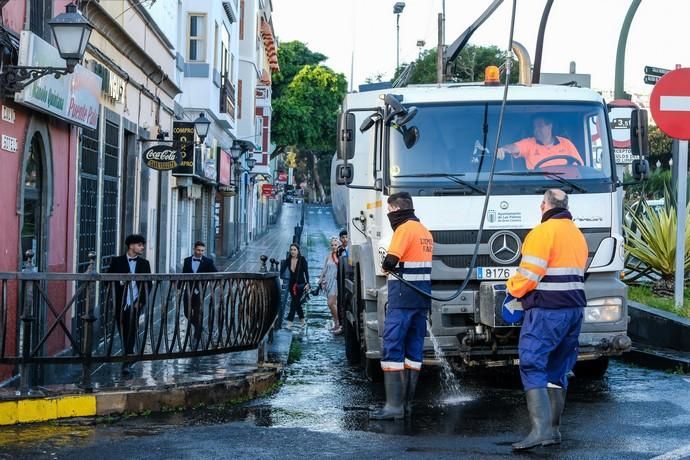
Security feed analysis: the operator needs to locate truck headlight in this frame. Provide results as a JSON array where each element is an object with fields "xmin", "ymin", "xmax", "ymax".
[{"xmin": 585, "ymin": 297, "xmax": 623, "ymax": 323}]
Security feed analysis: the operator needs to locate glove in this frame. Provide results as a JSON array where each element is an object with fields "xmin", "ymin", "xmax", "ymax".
[{"xmin": 501, "ymin": 293, "xmax": 524, "ymax": 325}]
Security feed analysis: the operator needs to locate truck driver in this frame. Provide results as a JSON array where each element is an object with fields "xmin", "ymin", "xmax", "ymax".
[{"xmin": 497, "ymin": 116, "xmax": 583, "ymax": 170}]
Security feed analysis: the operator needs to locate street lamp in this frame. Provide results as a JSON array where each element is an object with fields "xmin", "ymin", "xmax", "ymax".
[
  {"xmin": 0, "ymin": 2, "xmax": 92, "ymax": 98},
  {"xmin": 192, "ymin": 113, "xmax": 211, "ymax": 144},
  {"xmin": 393, "ymin": 2, "xmax": 406, "ymax": 71},
  {"xmin": 245, "ymin": 154, "xmax": 257, "ymax": 171}
]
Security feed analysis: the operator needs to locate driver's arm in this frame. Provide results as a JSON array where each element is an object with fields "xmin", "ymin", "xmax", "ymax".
[{"xmin": 497, "ymin": 142, "xmax": 521, "ymax": 160}]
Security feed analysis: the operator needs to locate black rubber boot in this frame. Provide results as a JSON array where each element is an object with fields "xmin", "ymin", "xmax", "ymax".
[
  {"xmin": 512, "ymin": 388, "xmax": 556, "ymax": 450},
  {"xmin": 370, "ymin": 371, "xmax": 406, "ymax": 420},
  {"xmin": 548, "ymin": 387, "xmax": 566, "ymax": 444},
  {"xmin": 404, "ymin": 368, "xmax": 420, "ymax": 416}
]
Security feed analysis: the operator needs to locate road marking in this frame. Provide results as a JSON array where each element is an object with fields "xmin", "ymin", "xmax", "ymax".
[
  {"xmin": 652, "ymin": 444, "xmax": 690, "ymax": 460},
  {"xmin": 660, "ymin": 96, "xmax": 690, "ymax": 112}
]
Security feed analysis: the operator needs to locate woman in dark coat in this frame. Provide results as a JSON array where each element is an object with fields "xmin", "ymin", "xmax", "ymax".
[{"xmin": 285, "ymin": 243, "xmax": 310, "ymax": 328}]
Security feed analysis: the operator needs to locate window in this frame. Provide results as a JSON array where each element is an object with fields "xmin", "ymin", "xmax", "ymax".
[
  {"xmin": 254, "ymin": 116, "xmax": 263, "ymax": 152},
  {"xmin": 30, "ymin": 0, "xmax": 52, "ymax": 42},
  {"xmin": 213, "ymin": 21, "xmax": 219, "ymax": 71},
  {"xmin": 187, "ymin": 14, "xmax": 207, "ymax": 62}
]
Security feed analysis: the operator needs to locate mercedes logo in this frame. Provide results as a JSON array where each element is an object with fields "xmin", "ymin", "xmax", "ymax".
[{"xmin": 488, "ymin": 231, "xmax": 521, "ymax": 264}]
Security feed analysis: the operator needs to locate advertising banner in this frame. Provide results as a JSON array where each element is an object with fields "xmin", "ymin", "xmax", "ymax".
[
  {"xmin": 172, "ymin": 121, "xmax": 195, "ymax": 176},
  {"xmin": 142, "ymin": 145, "xmax": 179, "ymax": 170},
  {"xmin": 14, "ymin": 31, "xmax": 101, "ymax": 129}
]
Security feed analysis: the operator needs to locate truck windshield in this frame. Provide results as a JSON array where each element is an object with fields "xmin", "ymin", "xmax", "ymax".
[{"xmin": 388, "ymin": 102, "xmax": 613, "ymax": 194}]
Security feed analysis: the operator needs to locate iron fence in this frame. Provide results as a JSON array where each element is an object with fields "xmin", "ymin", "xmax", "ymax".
[{"xmin": 0, "ymin": 254, "xmax": 279, "ymax": 391}]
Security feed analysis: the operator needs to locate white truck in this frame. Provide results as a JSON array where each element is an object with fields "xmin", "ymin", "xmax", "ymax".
[{"xmin": 334, "ymin": 75, "xmax": 649, "ymax": 380}]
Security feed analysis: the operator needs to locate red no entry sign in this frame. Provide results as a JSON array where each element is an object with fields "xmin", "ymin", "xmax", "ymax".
[{"xmin": 650, "ymin": 68, "xmax": 690, "ymax": 140}]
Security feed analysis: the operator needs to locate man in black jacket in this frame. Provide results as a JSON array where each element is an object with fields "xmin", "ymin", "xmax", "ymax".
[
  {"xmin": 182, "ymin": 241, "xmax": 218, "ymax": 342},
  {"xmin": 108, "ymin": 234, "xmax": 152, "ymax": 374}
]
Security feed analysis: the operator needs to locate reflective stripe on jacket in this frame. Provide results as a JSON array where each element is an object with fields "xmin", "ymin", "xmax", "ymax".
[
  {"xmin": 387, "ymin": 220, "xmax": 433, "ymax": 309},
  {"xmin": 507, "ymin": 210, "xmax": 588, "ymax": 309}
]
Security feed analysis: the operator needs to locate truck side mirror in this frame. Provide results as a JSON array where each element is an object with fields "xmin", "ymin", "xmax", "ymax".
[
  {"xmin": 631, "ymin": 158, "xmax": 650, "ymax": 181},
  {"xmin": 630, "ymin": 109, "xmax": 649, "ymax": 157},
  {"xmin": 337, "ymin": 112, "xmax": 355, "ymax": 160},
  {"xmin": 335, "ymin": 164, "xmax": 353, "ymax": 185}
]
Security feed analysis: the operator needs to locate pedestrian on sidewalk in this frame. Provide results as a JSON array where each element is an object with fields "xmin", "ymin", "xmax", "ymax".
[
  {"xmin": 283, "ymin": 243, "xmax": 310, "ymax": 329},
  {"xmin": 337, "ymin": 229, "xmax": 349, "ymax": 258},
  {"xmin": 318, "ymin": 237, "xmax": 342, "ymax": 335},
  {"xmin": 108, "ymin": 234, "xmax": 152, "ymax": 375},
  {"xmin": 371, "ymin": 192, "xmax": 433, "ymax": 421},
  {"xmin": 506, "ymin": 189, "xmax": 587, "ymax": 451},
  {"xmin": 182, "ymin": 241, "xmax": 218, "ymax": 344}
]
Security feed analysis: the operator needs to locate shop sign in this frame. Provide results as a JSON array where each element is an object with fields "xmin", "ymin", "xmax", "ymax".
[
  {"xmin": 218, "ymin": 183, "xmax": 237, "ymax": 197},
  {"xmin": 200, "ymin": 145, "xmax": 217, "ymax": 182},
  {"xmin": 277, "ymin": 171, "xmax": 288, "ymax": 182},
  {"xmin": 261, "ymin": 184, "xmax": 273, "ymax": 197},
  {"xmin": 142, "ymin": 145, "xmax": 179, "ymax": 170},
  {"xmin": 218, "ymin": 149, "xmax": 232, "ymax": 185},
  {"xmin": 14, "ymin": 31, "xmax": 101, "ymax": 129},
  {"xmin": 92, "ymin": 61, "xmax": 125, "ymax": 103},
  {"xmin": 172, "ymin": 121, "xmax": 195, "ymax": 176}
]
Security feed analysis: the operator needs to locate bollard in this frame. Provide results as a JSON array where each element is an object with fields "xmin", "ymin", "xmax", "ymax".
[
  {"xmin": 269, "ymin": 258, "xmax": 280, "ymax": 272},
  {"xmin": 259, "ymin": 255, "xmax": 268, "ymax": 273},
  {"xmin": 80, "ymin": 251, "xmax": 97, "ymax": 392},
  {"xmin": 19, "ymin": 250, "xmax": 36, "ymax": 395}
]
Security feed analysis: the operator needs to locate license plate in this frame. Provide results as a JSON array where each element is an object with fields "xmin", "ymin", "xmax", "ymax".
[{"xmin": 476, "ymin": 266, "xmax": 518, "ymax": 280}]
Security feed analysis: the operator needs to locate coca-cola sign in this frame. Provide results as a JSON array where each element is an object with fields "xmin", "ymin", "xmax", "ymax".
[{"xmin": 143, "ymin": 145, "xmax": 179, "ymax": 171}]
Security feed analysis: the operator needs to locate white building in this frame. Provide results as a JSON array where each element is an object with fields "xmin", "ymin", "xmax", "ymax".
[{"xmin": 237, "ymin": 0, "xmax": 279, "ymax": 242}]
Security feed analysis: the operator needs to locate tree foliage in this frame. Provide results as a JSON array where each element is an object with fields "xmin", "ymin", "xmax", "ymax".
[
  {"xmin": 649, "ymin": 125, "xmax": 673, "ymax": 158},
  {"xmin": 271, "ymin": 41, "xmax": 327, "ymax": 100},
  {"xmin": 271, "ymin": 42, "xmax": 348, "ymax": 202},
  {"xmin": 394, "ymin": 45, "xmax": 519, "ymax": 85}
]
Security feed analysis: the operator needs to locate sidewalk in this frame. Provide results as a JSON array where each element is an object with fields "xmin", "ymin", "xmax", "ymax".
[{"xmin": 0, "ymin": 204, "xmax": 303, "ymax": 425}]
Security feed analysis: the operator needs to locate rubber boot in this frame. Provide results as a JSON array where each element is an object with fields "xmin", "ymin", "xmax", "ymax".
[
  {"xmin": 370, "ymin": 371, "xmax": 406, "ymax": 420},
  {"xmin": 512, "ymin": 388, "xmax": 555, "ymax": 450},
  {"xmin": 404, "ymin": 368, "xmax": 420, "ymax": 416},
  {"xmin": 548, "ymin": 387, "xmax": 566, "ymax": 444}
]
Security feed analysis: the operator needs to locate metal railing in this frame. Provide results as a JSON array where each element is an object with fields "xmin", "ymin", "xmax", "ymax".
[{"xmin": 0, "ymin": 252, "xmax": 279, "ymax": 392}]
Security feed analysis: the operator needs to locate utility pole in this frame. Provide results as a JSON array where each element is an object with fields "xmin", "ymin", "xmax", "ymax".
[
  {"xmin": 394, "ymin": 2, "xmax": 406, "ymax": 71},
  {"xmin": 437, "ymin": 13, "xmax": 443, "ymax": 84}
]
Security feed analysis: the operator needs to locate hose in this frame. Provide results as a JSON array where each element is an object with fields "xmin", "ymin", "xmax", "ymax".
[{"xmin": 389, "ymin": 0, "xmax": 519, "ymax": 302}]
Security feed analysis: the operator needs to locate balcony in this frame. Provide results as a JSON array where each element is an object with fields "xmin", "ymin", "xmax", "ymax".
[{"xmin": 220, "ymin": 76, "xmax": 236, "ymax": 121}]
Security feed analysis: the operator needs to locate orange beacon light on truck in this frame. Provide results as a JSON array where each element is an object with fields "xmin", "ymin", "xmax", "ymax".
[{"xmin": 485, "ymin": 66, "xmax": 500, "ymax": 85}]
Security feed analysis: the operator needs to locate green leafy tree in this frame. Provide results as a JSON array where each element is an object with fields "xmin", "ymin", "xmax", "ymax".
[
  {"xmin": 271, "ymin": 41, "xmax": 326, "ymax": 100},
  {"xmin": 271, "ymin": 46, "xmax": 347, "ymax": 199},
  {"xmin": 394, "ymin": 45, "xmax": 519, "ymax": 85}
]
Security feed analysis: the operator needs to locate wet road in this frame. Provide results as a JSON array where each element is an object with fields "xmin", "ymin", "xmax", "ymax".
[{"xmin": 2, "ymin": 204, "xmax": 690, "ymax": 459}]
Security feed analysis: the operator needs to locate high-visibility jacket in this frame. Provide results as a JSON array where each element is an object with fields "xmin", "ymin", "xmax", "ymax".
[
  {"xmin": 507, "ymin": 210, "xmax": 588, "ymax": 309},
  {"xmin": 387, "ymin": 219, "xmax": 433, "ymax": 309},
  {"xmin": 514, "ymin": 136, "xmax": 583, "ymax": 170}
]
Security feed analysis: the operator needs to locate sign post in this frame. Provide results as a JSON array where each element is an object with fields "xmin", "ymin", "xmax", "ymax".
[{"xmin": 649, "ymin": 67, "xmax": 690, "ymax": 308}]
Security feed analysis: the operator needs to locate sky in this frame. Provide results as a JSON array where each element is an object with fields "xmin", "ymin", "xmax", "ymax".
[{"xmin": 272, "ymin": 0, "xmax": 690, "ymax": 99}]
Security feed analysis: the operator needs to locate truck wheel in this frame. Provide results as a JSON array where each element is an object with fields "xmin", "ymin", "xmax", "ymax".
[
  {"xmin": 364, "ymin": 356, "xmax": 383, "ymax": 383},
  {"xmin": 344, "ymin": 318, "xmax": 360, "ymax": 365},
  {"xmin": 574, "ymin": 357, "xmax": 609, "ymax": 379}
]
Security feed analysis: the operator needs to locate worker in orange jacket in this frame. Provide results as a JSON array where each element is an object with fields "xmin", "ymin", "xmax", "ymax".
[
  {"xmin": 370, "ymin": 192, "xmax": 433, "ymax": 420},
  {"xmin": 506, "ymin": 189, "xmax": 588, "ymax": 451},
  {"xmin": 497, "ymin": 116, "xmax": 583, "ymax": 169}
]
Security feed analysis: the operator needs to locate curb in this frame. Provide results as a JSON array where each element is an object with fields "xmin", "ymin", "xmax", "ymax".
[{"xmin": 0, "ymin": 366, "xmax": 281, "ymax": 426}]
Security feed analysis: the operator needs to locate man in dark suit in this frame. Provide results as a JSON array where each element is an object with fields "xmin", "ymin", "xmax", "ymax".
[
  {"xmin": 182, "ymin": 241, "xmax": 218, "ymax": 342},
  {"xmin": 108, "ymin": 233, "xmax": 152, "ymax": 374}
]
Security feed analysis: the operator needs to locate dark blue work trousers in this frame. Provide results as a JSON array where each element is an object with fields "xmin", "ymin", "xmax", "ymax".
[
  {"xmin": 519, "ymin": 307, "xmax": 583, "ymax": 390},
  {"xmin": 381, "ymin": 308, "xmax": 428, "ymax": 369}
]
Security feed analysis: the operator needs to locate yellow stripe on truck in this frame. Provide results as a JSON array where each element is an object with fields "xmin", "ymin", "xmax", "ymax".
[{"xmin": 366, "ymin": 200, "xmax": 382, "ymax": 209}]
